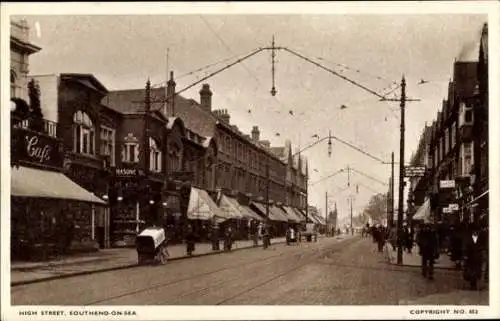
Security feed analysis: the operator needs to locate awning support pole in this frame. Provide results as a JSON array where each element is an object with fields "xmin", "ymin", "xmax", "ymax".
[
  {"xmin": 136, "ymin": 201, "xmax": 140, "ymax": 233},
  {"xmin": 91, "ymin": 204, "xmax": 96, "ymax": 240}
]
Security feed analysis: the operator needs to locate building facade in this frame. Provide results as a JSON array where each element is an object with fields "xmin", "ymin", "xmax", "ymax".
[{"xmin": 411, "ymin": 24, "xmax": 489, "ymax": 228}]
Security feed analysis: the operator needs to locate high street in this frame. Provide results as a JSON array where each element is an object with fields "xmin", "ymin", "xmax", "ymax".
[{"xmin": 11, "ymin": 236, "xmax": 485, "ymax": 306}]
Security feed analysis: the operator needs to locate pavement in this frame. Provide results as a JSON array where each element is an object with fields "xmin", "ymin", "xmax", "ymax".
[
  {"xmin": 11, "ymin": 235, "xmax": 489, "ymax": 306},
  {"xmin": 11, "ymin": 236, "xmax": 288, "ymax": 286},
  {"xmin": 385, "ymin": 246, "xmax": 456, "ymax": 269}
]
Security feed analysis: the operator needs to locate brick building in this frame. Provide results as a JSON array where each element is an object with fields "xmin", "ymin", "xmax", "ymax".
[
  {"xmin": 106, "ymin": 72, "xmax": 309, "ymax": 238},
  {"xmin": 412, "ymin": 24, "xmax": 489, "ymax": 228}
]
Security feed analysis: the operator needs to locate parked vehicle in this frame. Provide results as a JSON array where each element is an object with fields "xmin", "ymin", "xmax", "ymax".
[
  {"xmin": 136, "ymin": 227, "xmax": 169, "ymax": 265},
  {"xmin": 301, "ymin": 223, "xmax": 318, "ymax": 242}
]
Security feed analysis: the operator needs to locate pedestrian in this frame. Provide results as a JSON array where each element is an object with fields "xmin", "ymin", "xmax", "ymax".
[
  {"xmin": 404, "ymin": 225, "xmax": 414, "ymax": 254},
  {"xmin": 463, "ymin": 224, "xmax": 485, "ymax": 290},
  {"xmin": 375, "ymin": 225, "xmax": 386, "ymax": 253},
  {"xmin": 449, "ymin": 225, "xmax": 463, "ymax": 269},
  {"xmin": 210, "ymin": 218, "xmax": 220, "ymax": 251},
  {"xmin": 185, "ymin": 224, "xmax": 196, "ymax": 256},
  {"xmin": 389, "ymin": 226, "xmax": 397, "ymax": 251},
  {"xmin": 224, "ymin": 225, "xmax": 234, "ymax": 251},
  {"xmin": 417, "ymin": 223, "xmax": 438, "ymax": 280}
]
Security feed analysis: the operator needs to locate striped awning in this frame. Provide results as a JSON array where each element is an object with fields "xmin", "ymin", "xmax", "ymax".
[
  {"xmin": 282, "ymin": 206, "xmax": 304, "ymax": 222},
  {"xmin": 251, "ymin": 202, "xmax": 287, "ymax": 222},
  {"xmin": 187, "ymin": 187, "xmax": 224, "ymax": 221},
  {"xmin": 218, "ymin": 195, "xmax": 245, "ymax": 220}
]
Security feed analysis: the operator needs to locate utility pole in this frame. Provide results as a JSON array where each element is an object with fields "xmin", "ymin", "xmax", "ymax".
[
  {"xmin": 350, "ymin": 196, "xmax": 353, "ymax": 235},
  {"xmin": 144, "ymin": 79, "xmax": 152, "ymax": 225},
  {"xmin": 325, "ymin": 191, "xmax": 328, "ymax": 236},
  {"xmin": 391, "ymin": 151, "xmax": 395, "ymax": 228},
  {"xmin": 264, "ymin": 159, "xmax": 270, "ymax": 249},
  {"xmin": 397, "ymin": 76, "xmax": 406, "ymax": 265}
]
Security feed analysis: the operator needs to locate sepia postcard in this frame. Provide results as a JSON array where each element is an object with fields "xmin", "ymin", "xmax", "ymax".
[{"xmin": 1, "ymin": 1, "xmax": 499, "ymax": 320}]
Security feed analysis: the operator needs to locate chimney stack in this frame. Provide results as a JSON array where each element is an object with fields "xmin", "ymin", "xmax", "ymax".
[
  {"xmin": 200, "ymin": 84, "xmax": 212, "ymax": 112},
  {"xmin": 166, "ymin": 71, "xmax": 176, "ymax": 116},
  {"xmin": 251, "ymin": 126, "xmax": 260, "ymax": 141},
  {"xmin": 221, "ymin": 109, "xmax": 230, "ymax": 124}
]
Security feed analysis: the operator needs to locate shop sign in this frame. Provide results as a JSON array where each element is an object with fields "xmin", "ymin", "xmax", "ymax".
[
  {"xmin": 442, "ymin": 207, "xmax": 452, "ymax": 214},
  {"xmin": 12, "ymin": 128, "xmax": 63, "ymax": 168},
  {"xmin": 449, "ymin": 203, "xmax": 459, "ymax": 211},
  {"xmin": 114, "ymin": 168, "xmax": 144, "ymax": 177},
  {"xmin": 404, "ymin": 166, "xmax": 426, "ymax": 177},
  {"xmin": 439, "ymin": 180, "xmax": 455, "ymax": 189}
]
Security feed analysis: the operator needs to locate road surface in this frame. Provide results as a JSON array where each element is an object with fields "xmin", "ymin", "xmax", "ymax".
[{"xmin": 12, "ymin": 236, "xmax": 481, "ymax": 305}]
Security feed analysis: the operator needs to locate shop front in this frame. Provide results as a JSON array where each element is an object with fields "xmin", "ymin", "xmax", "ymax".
[
  {"xmin": 108, "ymin": 166, "xmax": 167, "ymax": 247},
  {"xmin": 11, "ymin": 127, "xmax": 105, "ymax": 261}
]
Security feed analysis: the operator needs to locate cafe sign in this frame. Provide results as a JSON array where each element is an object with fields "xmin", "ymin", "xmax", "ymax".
[{"xmin": 12, "ymin": 128, "xmax": 63, "ymax": 169}]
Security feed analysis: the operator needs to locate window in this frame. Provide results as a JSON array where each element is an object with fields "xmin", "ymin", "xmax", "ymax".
[
  {"xmin": 100, "ymin": 126, "xmax": 116, "ymax": 166},
  {"xmin": 226, "ymin": 137, "xmax": 231, "ymax": 154},
  {"xmin": 445, "ymin": 128, "xmax": 449, "ymax": 154},
  {"xmin": 149, "ymin": 137, "xmax": 162, "ymax": 173},
  {"xmin": 123, "ymin": 143, "xmax": 139, "ymax": 163},
  {"xmin": 451, "ymin": 122, "xmax": 456, "ymax": 147},
  {"xmin": 461, "ymin": 142, "xmax": 474, "ymax": 176},
  {"xmin": 73, "ymin": 111, "xmax": 95, "ymax": 155},
  {"xmin": 10, "ymin": 69, "xmax": 17, "ymax": 98},
  {"xmin": 465, "ymin": 110, "xmax": 473, "ymax": 122},
  {"xmin": 459, "ymin": 102, "xmax": 473, "ymax": 126},
  {"xmin": 168, "ymin": 144, "xmax": 181, "ymax": 171}
]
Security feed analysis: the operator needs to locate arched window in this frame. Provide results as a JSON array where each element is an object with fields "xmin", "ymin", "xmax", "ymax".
[
  {"xmin": 149, "ymin": 137, "xmax": 162, "ymax": 173},
  {"xmin": 73, "ymin": 110, "xmax": 95, "ymax": 155},
  {"xmin": 11, "ymin": 69, "xmax": 17, "ymax": 98}
]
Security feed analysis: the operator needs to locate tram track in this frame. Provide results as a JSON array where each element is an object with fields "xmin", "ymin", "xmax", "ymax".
[
  {"xmin": 87, "ymin": 242, "xmax": 321, "ymax": 305},
  {"xmin": 123, "ymin": 238, "xmax": 356, "ymax": 305}
]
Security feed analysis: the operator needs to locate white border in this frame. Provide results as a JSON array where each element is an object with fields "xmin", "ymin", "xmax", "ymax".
[{"xmin": 1, "ymin": 2, "xmax": 499, "ymax": 320}]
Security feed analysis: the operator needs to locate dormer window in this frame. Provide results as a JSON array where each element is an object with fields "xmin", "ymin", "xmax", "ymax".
[{"xmin": 73, "ymin": 110, "xmax": 95, "ymax": 155}]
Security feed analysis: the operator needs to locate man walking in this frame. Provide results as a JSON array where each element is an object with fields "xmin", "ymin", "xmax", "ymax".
[
  {"xmin": 463, "ymin": 224, "xmax": 486, "ymax": 290},
  {"xmin": 417, "ymin": 223, "xmax": 438, "ymax": 280}
]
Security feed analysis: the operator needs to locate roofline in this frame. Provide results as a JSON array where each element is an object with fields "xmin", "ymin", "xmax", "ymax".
[{"xmin": 60, "ymin": 73, "xmax": 109, "ymax": 94}]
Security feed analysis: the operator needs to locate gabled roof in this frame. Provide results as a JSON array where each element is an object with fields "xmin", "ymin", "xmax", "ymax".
[
  {"xmin": 104, "ymin": 87, "xmax": 216, "ymax": 137},
  {"xmin": 60, "ymin": 73, "xmax": 108, "ymax": 95}
]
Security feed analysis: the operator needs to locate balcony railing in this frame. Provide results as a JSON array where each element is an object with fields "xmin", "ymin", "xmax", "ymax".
[{"xmin": 12, "ymin": 116, "xmax": 58, "ymax": 138}]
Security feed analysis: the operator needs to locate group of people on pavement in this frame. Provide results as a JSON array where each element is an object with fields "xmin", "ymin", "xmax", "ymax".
[{"xmin": 365, "ymin": 220, "xmax": 488, "ymax": 291}]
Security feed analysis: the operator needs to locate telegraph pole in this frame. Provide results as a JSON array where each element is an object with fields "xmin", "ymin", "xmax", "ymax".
[
  {"xmin": 325, "ymin": 191, "xmax": 328, "ymax": 236},
  {"xmin": 264, "ymin": 159, "xmax": 270, "ymax": 249},
  {"xmin": 391, "ymin": 151, "xmax": 395, "ymax": 227},
  {"xmin": 144, "ymin": 79, "xmax": 152, "ymax": 224},
  {"xmin": 350, "ymin": 196, "xmax": 353, "ymax": 235},
  {"xmin": 397, "ymin": 76, "xmax": 406, "ymax": 265}
]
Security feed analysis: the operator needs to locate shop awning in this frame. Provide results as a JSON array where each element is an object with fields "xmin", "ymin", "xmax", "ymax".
[
  {"xmin": 11, "ymin": 166, "xmax": 105, "ymax": 204},
  {"xmin": 413, "ymin": 198, "xmax": 431, "ymax": 221},
  {"xmin": 292, "ymin": 208, "xmax": 307, "ymax": 221},
  {"xmin": 308, "ymin": 214, "xmax": 322, "ymax": 225},
  {"xmin": 238, "ymin": 204, "xmax": 264, "ymax": 221},
  {"xmin": 187, "ymin": 187, "xmax": 224, "ymax": 221},
  {"xmin": 251, "ymin": 202, "xmax": 287, "ymax": 222},
  {"xmin": 272, "ymin": 205, "xmax": 293, "ymax": 222},
  {"xmin": 313, "ymin": 214, "xmax": 326, "ymax": 225},
  {"xmin": 282, "ymin": 206, "xmax": 303, "ymax": 222},
  {"xmin": 218, "ymin": 195, "xmax": 245, "ymax": 220}
]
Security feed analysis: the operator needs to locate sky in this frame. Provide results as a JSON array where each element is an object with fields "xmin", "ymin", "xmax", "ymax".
[{"xmin": 14, "ymin": 10, "xmax": 487, "ymax": 223}]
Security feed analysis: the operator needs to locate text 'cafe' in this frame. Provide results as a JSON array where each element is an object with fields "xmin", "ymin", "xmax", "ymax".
[{"xmin": 11, "ymin": 123, "xmax": 105, "ymax": 261}]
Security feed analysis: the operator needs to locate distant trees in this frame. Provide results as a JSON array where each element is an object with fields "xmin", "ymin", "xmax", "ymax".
[{"xmin": 362, "ymin": 193, "xmax": 388, "ymax": 224}]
